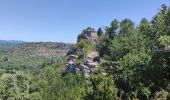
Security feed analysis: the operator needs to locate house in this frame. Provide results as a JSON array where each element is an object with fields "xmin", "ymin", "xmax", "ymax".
[
  {"xmin": 77, "ymin": 27, "xmax": 98, "ymax": 43},
  {"xmin": 85, "ymin": 28, "xmax": 98, "ymax": 41}
]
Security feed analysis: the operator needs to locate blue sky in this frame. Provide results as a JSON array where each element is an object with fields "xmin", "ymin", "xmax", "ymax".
[{"xmin": 0, "ymin": 0, "xmax": 169, "ymax": 43}]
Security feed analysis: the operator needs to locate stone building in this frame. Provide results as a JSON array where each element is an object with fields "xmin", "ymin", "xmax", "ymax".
[{"xmin": 84, "ymin": 28, "xmax": 98, "ymax": 42}]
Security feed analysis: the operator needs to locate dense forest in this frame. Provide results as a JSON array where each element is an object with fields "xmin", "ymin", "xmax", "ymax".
[{"xmin": 0, "ymin": 4, "xmax": 170, "ymax": 100}]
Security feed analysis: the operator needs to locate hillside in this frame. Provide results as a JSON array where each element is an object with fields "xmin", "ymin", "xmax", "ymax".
[
  {"xmin": 0, "ymin": 40, "xmax": 24, "ymax": 53},
  {"xmin": 6, "ymin": 42, "xmax": 74, "ymax": 60},
  {"xmin": 0, "ymin": 40, "xmax": 24, "ymax": 44},
  {"xmin": 0, "ymin": 42, "xmax": 74, "ymax": 72}
]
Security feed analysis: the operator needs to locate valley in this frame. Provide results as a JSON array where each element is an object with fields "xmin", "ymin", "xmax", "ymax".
[{"xmin": 0, "ymin": 41, "xmax": 74, "ymax": 75}]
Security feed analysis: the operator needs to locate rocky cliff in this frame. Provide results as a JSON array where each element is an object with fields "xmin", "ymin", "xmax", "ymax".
[
  {"xmin": 66, "ymin": 27, "xmax": 101, "ymax": 77},
  {"xmin": 66, "ymin": 51, "xmax": 101, "ymax": 77},
  {"xmin": 6, "ymin": 42, "xmax": 75, "ymax": 60}
]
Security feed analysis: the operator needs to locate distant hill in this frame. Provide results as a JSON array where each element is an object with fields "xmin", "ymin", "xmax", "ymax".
[
  {"xmin": 0, "ymin": 40, "xmax": 25, "ymax": 52},
  {"xmin": 6, "ymin": 42, "xmax": 75, "ymax": 60},
  {"xmin": 0, "ymin": 40, "xmax": 25, "ymax": 44},
  {"xmin": 0, "ymin": 41, "xmax": 74, "ymax": 58},
  {"xmin": 0, "ymin": 41, "xmax": 75, "ymax": 71}
]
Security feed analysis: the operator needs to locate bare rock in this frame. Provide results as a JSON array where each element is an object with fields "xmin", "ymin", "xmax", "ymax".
[
  {"xmin": 67, "ymin": 60, "xmax": 74, "ymax": 65},
  {"xmin": 66, "ymin": 47, "xmax": 77, "ymax": 56},
  {"xmin": 77, "ymin": 64, "xmax": 87, "ymax": 71},
  {"xmin": 67, "ymin": 57, "xmax": 76, "ymax": 62},
  {"xmin": 84, "ymin": 59, "xmax": 94, "ymax": 64},
  {"xmin": 70, "ymin": 55, "xmax": 78, "ymax": 59},
  {"xmin": 66, "ymin": 65, "xmax": 76, "ymax": 73},
  {"xmin": 93, "ymin": 56, "xmax": 101, "ymax": 62}
]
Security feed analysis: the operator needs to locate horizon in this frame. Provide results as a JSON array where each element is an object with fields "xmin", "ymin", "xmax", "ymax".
[
  {"xmin": 0, "ymin": 0, "xmax": 169, "ymax": 43},
  {"xmin": 0, "ymin": 39, "xmax": 74, "ymax": 43}
]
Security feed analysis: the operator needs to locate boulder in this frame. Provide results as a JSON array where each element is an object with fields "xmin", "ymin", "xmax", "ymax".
[
  {"xmin": 66, "ymin": 65, "xmax": 76, "ymax": 73},
  {"xmin": 84, "ymin": 65, "xmax": 89, "ymax": 69},
  {"xmin": 70, "ymin": 55, "xmax": 78, "ymax": 59},
  {"xmin": 84, "ymin": 69, "xmax": 91, "ymax": 74},
  {"xmin": 67, "ymin": 57, "xmax": 76, "ymax": 62},
  {"xmin": 65, "ymin": 50, "xmax": 100, "ymax": 77},
  {"xmin": 86, "ymin": 62, "xmax": 97, "ymax": 68},
  {"xmin": 93, "ymin": 56, "xmax": 101, "ymax": 62},
  {"xmin": 77, "ymin": 64, "xmax": 86, "ymax": 71},
  {"xmin": 66, "ymin": 47, "xmax": 77, "ymax": 56},
  {"xmin": 76, "ymin": 68, "xmax": 80, "ymax": 72},
  {"xmin": 84, "ymin": 59, "xmax": 94, "ymax": 64},
  {"xmin": 90, "ymin": 68, "xmax": 95, "ymax": 72},
  {"xmin": 67, "ymin": 60, "xmax": 74, "ymax": 65}
]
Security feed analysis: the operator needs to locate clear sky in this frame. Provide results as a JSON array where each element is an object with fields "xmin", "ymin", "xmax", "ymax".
[{"xmin": 0, "ymin": 0, "xmax": 169, "ymax": 43}]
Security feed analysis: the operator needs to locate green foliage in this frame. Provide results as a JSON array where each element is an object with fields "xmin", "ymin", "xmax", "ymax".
[
  {"xmin": 120, "ymin": 19, "xmax": 134, "ymax": 35},
  {"xmin": 1, "ymin": 56, "xmax": 8, "ymax": 62},
  {"xmin": 30, "ymin": 67, "xmax": 86, "ymax": 100},
  {"xmin": 0, "ymin": 74, "xmax": 29, "ymax": 100},
  {"xmin": 97, "ymin": 27, "xmax": 104, "ymax": 36},
  {"xmin": 100, "ymin": 29, "xmax": 147, "ymax": 61},
  {"xmin": 106, "ymin": 19, "xmax": 119, "ymax": 37},
  {"xmin": 98, "ymin": 4, "xmax": 170, "ymax": 99},
  {"xmin": 117, "ymin": 50, "xmax": 152, "ymax": 99},
  {"xmin": 76, "ymin": 39, "xmax": 95, "ymax": 59},
  {"xmin": 85, "ymin": 70, "xmax": 118, "ymax": 100},
  {"xmin": 0, "ymin": 77, "xmax": 15, "ymax": 100},
  {"xmin": 77, "ymin": 39, "xmax": 95, "ymax": 51},
  {"xmin": 158, "ymin": 35, "xmax": 170, "ymax": 49}
]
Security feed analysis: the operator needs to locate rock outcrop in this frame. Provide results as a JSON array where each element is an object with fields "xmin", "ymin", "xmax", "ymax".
[
  {"xmin": 66, "ymin": 51, "xmax": 100, "ymax": 77},
  {"xmin": 66, "ymin": 27, "xmax": 101, "ymax": 77}
]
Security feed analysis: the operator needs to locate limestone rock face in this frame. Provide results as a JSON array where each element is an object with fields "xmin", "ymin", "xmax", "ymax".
[
  {"xmin": 7, "ymin": 42, "xmax": 74, "ymax": 60},
  {"xmin": 66, "ymin": 47, "xmax": 77, "ymax": 56},
  {"xmin": 65, "ymin": 52, "xmax": 100, "ymax": 78}
]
